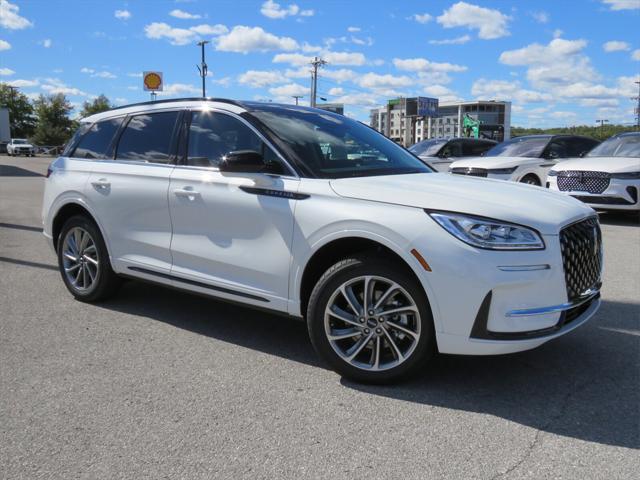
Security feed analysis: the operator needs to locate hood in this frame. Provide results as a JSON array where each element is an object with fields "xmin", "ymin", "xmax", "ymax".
[
  {"xmin": 551, "ymin": 156, "xmax": 640, "ymax": 174},
  {"xmin": 330, "ymin": 173, "xmax": 593, "ymax": 235},
  {"xmin": 450, "ymin": 156, "xmax": 541, "ymax": 170}
]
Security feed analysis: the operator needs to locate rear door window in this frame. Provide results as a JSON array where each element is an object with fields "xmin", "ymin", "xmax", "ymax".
[
  {"xmin": 71, "ymin": 118, "xmax": 122, "ymax": 159},
  {"xmin": 462, "ymin": 140, "xmax": 494, "ymax": 156},
  {"xmin": 115, "ymin": 111, "xmax": 180, "ymax": 163}
]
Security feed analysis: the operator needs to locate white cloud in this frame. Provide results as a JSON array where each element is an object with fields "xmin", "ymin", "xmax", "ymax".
[
  {"xmin": 580, "ymin": 98, "xmax": 619, "ymax": 107},
  {"xmin": 437, "ymin": 2, "xmax": 510, "ymax": 39},
  {"xmin": 0, "ymin": 39, "xmax": 10, "ymax": 50},
  {"xmin": 41, "ymin": 80, "xmax": 87, "ymax": 97},
  {"xmin": 273, "ymin": 52, "xmax": 313, "ymax": 66},
  {"xmin": 631, "ymin": 49, "xmax": 640, "ymax": 61},
  {"xmin": 0, "ymin": 0, "xmax": 33, "ymax": 29},
  {"xmin": 157, "ymin": 83, "xmax": 201, "ymax": 96},
  {"xmin": 321, "ymin": 68, "xmax": 357, "ymax": 83},
  {"xmin": 189, "ymin": 24, "xmax": 228, "ymax": 35},
  {"xmin": 553, "ymin": 29, "xmax": 563, "ymax": 39},
  {"xmin": 144, "ymin": 22, "xmax": 228, "ymax": 46},
  {"xmin": 428, "ymin": 35, "xmax": 471, "ymax": 45},
  {"xmin": 127, "ymin": 72, "xmax": 143, "ymax": 78},
  {"xmin": 550, "ymin": 111, "xmax": 577, "ymax": 119},
  {"xmin": 169, "ymin": 9, "xmax": 201, "ymax": 19},
  {"xmin": 351, "ymin": 36, "xmax": 373, "ymax": 47},
  {"xmin": 324, "ymin": 51, "xmax": 366, "ymax": 66},
  {"xmin": 603, "ymin": 40, "xmax": 630, "ymax": 52},
  {"xmin": 422, "ymin": 84, "xmax": 462, "ymax": 102},
  {"xmin": 328, "ymin": 87, "xmax": 344, "ymax": 96},
  {"xmin": 80, "ymin": 67, "xmax": 94, "ymax": 74},
  {"xmin": 393, "ymin": 57, "xmax": 467, "ymax": 73},
  {"xmin": 530, "ymin": 11, "xmax": 549, "ymax": 23},
  {"xmin": 410, "ymin": 13, "xmax": 432, "ymax": 24},
  {"xmin": 114, "ymin": 9, "xmax": 131, "ymax": 20},
  {"xmin": 347, "ymin": 26, "xmax": 361, "ymax": 33},
  {"xmin": 0, "ymin": 67, "xmax": 14, "ymax": 75},
  {"xmin": 269, "ymin": 83, "xmax": 307, "ymax": 98},
  {"xmin": 42, "ymin": 38, "xmax": 52, "ymax": 48},
  {"xmin": 238, "ymin": 70, "xmax": 285, "ymax": 87},
  {"xmin": 301, "ymin": 42, "xmax": 322, "ymax": 53},
  {"xmin": 215, "ymin": 26, "xmax": 298, "ymax": 53},
  {"xmin": 81, "ymin": 67, "xmax": 116, "ymax": 79},
  {"xmin": 7, "ymin": 79, "xmax": 39, "ymax": 88},
  {"xmin": 260, "ymin": 1, "xmax": 312, "ymax": 19},
  {"xmin": 213, "ymin": 76, "xmax": 232, "ymax": 87},
  {"xmin": 472, "ymin": 78, "xmax": 552, "ymax": 103},
  {"xmin": 356, "ymin": 73, "xmax": 413, "ymax": 90},
  {"xmin": 330, "ymin": 92, "xmax": 380, "ymax": 107},
  {"xmin": 601, "ymin": 0, "xmax": 640, "ymax": 10}
]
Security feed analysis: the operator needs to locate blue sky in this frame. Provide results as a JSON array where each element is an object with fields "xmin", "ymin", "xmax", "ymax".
[{"xmin": 1, "ymin": 0, "xmax": 638, "ymax": 126}]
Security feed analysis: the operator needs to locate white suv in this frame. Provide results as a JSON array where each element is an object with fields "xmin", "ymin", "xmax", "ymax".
[
  {"xmin": 42, "ymin": 99, "xmax": 603, "ymax": 383},
  {"xmin": 7, "ymin": 138, "xmax": 36, "ymax": 156}
]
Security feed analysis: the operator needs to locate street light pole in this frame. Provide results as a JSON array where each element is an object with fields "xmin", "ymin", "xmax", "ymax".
[
  {"xmin": 196, "ymin": 40, "xmax": 209, "ymax": 98},
  {"xmin": 633, "ymin": 80, "xmax": 640, "ymax": 130},
  {"xmin": 292, "ymin": 95, "xmax": 303, "ymax": 105},
  {"xmin": 596, "ymin": 119, "xmax": 609, "ymax": 139},
  {"xmin": 309, "ymin": 56, "xmax": 327, "ymax": 108}
]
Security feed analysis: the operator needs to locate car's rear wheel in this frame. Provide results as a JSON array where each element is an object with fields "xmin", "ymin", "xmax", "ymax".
[
  {"xmin": 520, "ymin": 174, "xmax": 541, "ymax": 186},
  {"xmin": 307, "ymin": 255, "xmax": 435, "ymax": 384},
  {"xmin": 57, "ymin": 215, "xmax": 121, "ymax": 302}
]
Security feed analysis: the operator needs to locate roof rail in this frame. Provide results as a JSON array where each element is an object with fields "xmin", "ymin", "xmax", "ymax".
[{"xmin": 106, "ymin": 97, "xmax": 243, "ymax": 112}]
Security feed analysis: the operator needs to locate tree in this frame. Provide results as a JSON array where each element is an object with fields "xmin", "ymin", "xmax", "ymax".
[
  {"xmin": 32, "ymin": 93, "xmax": 75, "ymax": 146},
  {"xmin": 0, "ymin": 83, "xmax": 36, "ymax": 138},
  {"xmin": 79, "ymin": 94, "xmax": 112, "ymax": 118}
]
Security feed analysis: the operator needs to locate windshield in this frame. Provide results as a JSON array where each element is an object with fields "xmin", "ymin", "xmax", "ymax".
[
  {"xmin": 409, "ymin": 139, "xmax": 446, "ymax": 157},
  {"xmin": 247, "ymin": 106, "xmax": 432, "ymax": 179},
  {"xmin": 587, "ymin": 134, "xmax": 640, "ymax": 158},
  {"xmin": 484, "ymin": 136, "xmax": 550, "ymax": 158},
  {"xmin": 13, "ymin": 139, "xmax": 28, "ymax": 144}
]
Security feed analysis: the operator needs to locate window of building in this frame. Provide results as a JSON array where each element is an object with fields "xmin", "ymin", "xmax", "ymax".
[
  {"xmin": 72, "ymin": 117, "xmax": 123, "ymax": 159},
  {"xmin": 115, "ymin": 111, "xmax": 180, "ymax": 163}
]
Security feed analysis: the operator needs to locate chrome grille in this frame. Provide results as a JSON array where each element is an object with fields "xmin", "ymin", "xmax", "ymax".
[
  {"xmin": 451, "ymin": 167, "xmax": 488, "ymax": 178},
  {"xmin": 557, "ymin": 171, "xmax": 610, "ymax": 194},
  {"xmin": 559, "ymin": 217, "xmax": 602, "ymax": 301}
]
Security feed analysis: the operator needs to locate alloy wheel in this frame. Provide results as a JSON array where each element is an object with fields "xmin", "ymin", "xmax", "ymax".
[
  {"xmin": 324, "ymin": 275, "xmax": 421, "ymax": 371},
  {"xmin": 61, "ymin": 227, "xmax": 99, "ymax": 292}
]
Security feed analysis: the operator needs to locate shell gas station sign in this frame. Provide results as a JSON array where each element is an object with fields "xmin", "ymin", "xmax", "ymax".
[{"xmin": 143, "ymin": 71, "xmax": 163, "ymax": 92}]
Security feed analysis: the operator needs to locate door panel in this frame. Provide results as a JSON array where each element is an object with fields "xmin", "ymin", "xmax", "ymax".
[
  {"xmin": 86, "ymin": 162, "xmax": 174, "ymax": 272},
  {"xmin": 168, "ymin": 169, "xmax": 299, "ymax": 308}
]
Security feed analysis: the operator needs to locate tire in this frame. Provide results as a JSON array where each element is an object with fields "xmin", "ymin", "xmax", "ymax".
[
  {"xmin": 307, "ymin": 254, "xmax": 435, "ymax": 384},
  {"xmin": 520, "ymin": 174, "xmax": 541, "ymax": 186},
  {"xmin": 57, "ymin": 215, "xmax": 121, "ymax": 302}
]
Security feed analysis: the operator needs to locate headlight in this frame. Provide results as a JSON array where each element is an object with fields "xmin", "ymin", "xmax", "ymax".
[
  {"xmin": 427, "ymin": 211, "xmax": 545, "ymax": 250},
  {"xmin": 547, "ymin": 170, "xmax": 558, "ymax": 177},
  {"xmin": 487, "ymin": 167, "xmax": 517, "ymax": 175},
  {"xmin": 611, "ymin": 171, "xmax": 640, "ymax": 179}
]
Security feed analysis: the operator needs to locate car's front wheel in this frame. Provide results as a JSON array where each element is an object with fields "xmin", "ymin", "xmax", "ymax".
[
  {"xmin": 57, "ymin": 215, "xmax": 121, "ymax": 302},
  {"xmin": 307, "ymin": 255, "xmax": 435, "ymax": 383},
  {"xmin": 520, "ymin": 174, "xmax": 541, "ymax": 186}
]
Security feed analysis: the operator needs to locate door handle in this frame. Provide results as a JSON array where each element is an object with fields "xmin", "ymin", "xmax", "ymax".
[
  {"xmin": 91, "ymin": 178, "xmax": 110, "ymax": 189},
  {"xmin": 173, "ymin": 187, "xmax": 200, "ymax": 199}
]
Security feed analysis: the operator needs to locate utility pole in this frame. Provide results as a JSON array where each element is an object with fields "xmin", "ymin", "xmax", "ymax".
[
  {"xmin": 633, "ymin": 80, "xmax": 640, "ymax": 130},
  {"xmin": 596, "ymin": 119, "xmax": 609, "ymax": 139},
  {"xmin": 309, "ymin": 56, "xmax": 327, "ymax": 108},
  {"xmin": 196, "ymin": 40, "xmax": 209, "ymax": 98},
  {"xmin": 292, "ymin": 95, "xmax": 303, "ymax": 106}
]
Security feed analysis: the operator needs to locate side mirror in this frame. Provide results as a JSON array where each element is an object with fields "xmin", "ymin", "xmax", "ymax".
[{"xmin": 219, "ymin": 150, "xmax": 265, "ymax": 173}]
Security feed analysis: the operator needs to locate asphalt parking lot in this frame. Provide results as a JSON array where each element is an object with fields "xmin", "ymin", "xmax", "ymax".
[{"xmin": 1, "ymin": 154, "xmax": 638, "ymax": 479}]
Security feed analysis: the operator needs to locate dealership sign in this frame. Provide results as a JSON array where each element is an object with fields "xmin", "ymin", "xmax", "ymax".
[
  {"xmin": 143, "ymin": 71, "xmax": 163, "ymax": 91},
  {"xmin": 417, "ymin": 97, "xmax": 438, "ymax": 117}
]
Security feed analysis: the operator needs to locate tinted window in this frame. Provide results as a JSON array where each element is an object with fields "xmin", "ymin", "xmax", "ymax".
[
  {"xmin": 63, "ymin": 124, "xmax": 91, "ymax": 156},
  {"xmin": 249, "ymin": 107, "xmax": 432, "ymax": 178},
  {"xmin": 115, "ymin": 111, "xmax": 180, "ymax": 163},
  {"xmin": 588, "ymin": 134, "xmax": 640, "ymax": 157},
  {"xmin": 485, "ymin": 136, "xmax": 550, "ymax": 158},
  {"xmin": 566, "ymin": 137, "xmax": 599, "ymax": 157},
  {"xmin": 186, "ymin": 111, "xmax": 283, "ymax": 171},
  {"xmin": 462, "ymin": 140, "xmax": 495, "ymax": 156},
  {"xmin": 409, "ymin": 139, "xmax": 446, "ymax": 156},
  {"xmin": 440, "ymin": 140, "xmax": 462, "ymax": 158},
  {"xmin": 544, "ymin": 139, "xmax": 571, "ymax": 159},
  {"xmin": 72, "ymin": 118, "xmax": 122, "ymax": 159}
]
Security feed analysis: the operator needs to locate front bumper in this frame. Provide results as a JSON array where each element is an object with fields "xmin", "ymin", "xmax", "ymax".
[
  {"xmin": 548, "ymin": 176, "xmax": 640, "ymax": 211},
  {"xmin": 409, "ymin": 215, "xmax": 601, "ymax": 356}
]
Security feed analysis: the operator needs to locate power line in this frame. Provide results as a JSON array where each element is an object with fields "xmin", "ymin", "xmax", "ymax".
[{"xmin": 310, "ymin": 57, "xmax": 327, "ymax": 107}]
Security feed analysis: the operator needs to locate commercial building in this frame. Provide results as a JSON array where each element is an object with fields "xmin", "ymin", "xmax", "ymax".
[
  {"xmin": 370, "ymin": 99, "xmax": 511, "ymax": 147},
  {"xmin": 317, "ymin": 103, "xmax": 344, "ymax": 115}
]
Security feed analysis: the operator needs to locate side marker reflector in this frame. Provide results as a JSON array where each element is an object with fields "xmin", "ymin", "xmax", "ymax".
[{"xmin": 411, "ymin": 249, "xmax": 432, "ymax": 272}]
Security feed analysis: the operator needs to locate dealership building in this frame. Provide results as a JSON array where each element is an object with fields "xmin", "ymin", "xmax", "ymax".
[{"xmin": 370, "ymin": 98, "xmax": 512, "ymax": 146}]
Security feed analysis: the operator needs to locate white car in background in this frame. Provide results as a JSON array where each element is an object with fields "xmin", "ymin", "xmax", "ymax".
[
  {"xmin": 7, "ymin": 138, "xmax": 36, "ymax": 156},
  {"xmin": 547, "ymin": 132, "xmax": 640, "ymax": 212},
  {"xmin": 449, "ymin": 135, "xmax": 599, "ymax": 186}
]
